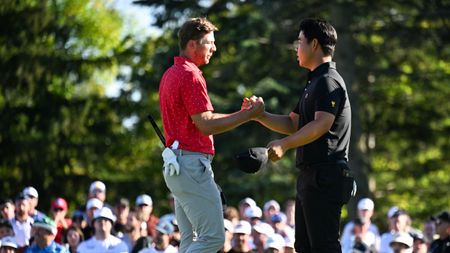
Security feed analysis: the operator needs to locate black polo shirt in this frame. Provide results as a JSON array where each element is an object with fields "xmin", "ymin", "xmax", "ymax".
[{"xmin": 293, "ymin": 61, "xmax": 351, "ymax": 167}]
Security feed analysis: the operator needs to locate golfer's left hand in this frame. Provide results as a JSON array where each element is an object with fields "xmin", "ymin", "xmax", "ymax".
[{"xmin": 267, "ymin": 139, "xmax": 286, "ymax": 161}]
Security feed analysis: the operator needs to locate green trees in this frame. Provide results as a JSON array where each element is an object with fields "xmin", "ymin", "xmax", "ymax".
[{"xmin": 1, "ymin": 0, "xmax": 449, "ymax": 228}]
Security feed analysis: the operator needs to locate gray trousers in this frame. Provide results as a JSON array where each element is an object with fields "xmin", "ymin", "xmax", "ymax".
[{"xmin": 163, "ymin": 150, "xmax": 225, "ymax": 253}]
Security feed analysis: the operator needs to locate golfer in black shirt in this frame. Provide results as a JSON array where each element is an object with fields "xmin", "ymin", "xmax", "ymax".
[{"xmin": 249, "ymin": 18, "xmax": 353, "ymax": 253}]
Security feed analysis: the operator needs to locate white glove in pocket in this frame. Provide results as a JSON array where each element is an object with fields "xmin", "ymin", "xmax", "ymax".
[{"xmin": 162, "ymin": 148, "xmax": 180, "ymax": 176}]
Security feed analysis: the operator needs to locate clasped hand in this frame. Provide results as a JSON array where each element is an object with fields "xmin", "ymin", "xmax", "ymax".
[{"xmin": 241, "ymin": 95, "xmax": 264, "ymax": 118}]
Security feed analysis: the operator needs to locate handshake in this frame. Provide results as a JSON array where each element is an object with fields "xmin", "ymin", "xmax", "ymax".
[{"xmin": 241, "ymin": 95, "xmax": 265, "ymax": 119}]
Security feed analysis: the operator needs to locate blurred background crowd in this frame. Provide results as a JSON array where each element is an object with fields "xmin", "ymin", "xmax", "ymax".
[{"xmin": 0, "ymin": 181, "xmax": 448, "ymax": 253}]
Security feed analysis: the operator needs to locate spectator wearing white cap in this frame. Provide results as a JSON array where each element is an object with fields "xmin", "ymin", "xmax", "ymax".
[
  {"xmin": 263, "ymin": 200, "xmax": 280, "ymax": 226},
  {"xmin": 341, "ymin": 198, "xmax": 380, "ymax": 252},
  {"xmin": 244, "ymin": 206, "xmax": 262, "ymax": 226},
  {"xmin": 266, "ymin": 233, "xmax": 285, "ymax": 253},
  {"xmin": 11, "ymin": 194, "xmax": 33, "ymax": 250},
  {"xmin": 88, "ymin": 181, "xmax": 106, "ymax": 202},
  {"xmin": 26, "ymin": 216, "xmax": 68, "ymax": 253},
  {"xmin": 136, "ymin": 194, "xmax": 159, "ymax": 240},
  {"xmin": 380, "ymin": 209, "xmax": 413, "ymax": 253},
  {"xmin": 77, "ymin": 207, "xmax": 128, "ymax": 253},
  {"xmin": 82, "ymin": 197, "xmax": 103, "ymax": 239},
  {"xmin": 239, "ymin": 198, "xmax": 257, "ymax": 220},
  {"xmin": 22, "ymin": 187, "xmax": 45, "ymax": 222},
  {"xmin": 138, "ymin": 220, "xmax": 177, "ymax": 253},
  {"xmin": 1, "ymin": 236, "xmax": 18, "ymax": 252},
  {"xmin": 389, "ymin": 232, "xmax": 413, "ymax": 253},
  {"xmin": 252, "ymin": 222, "xmax": 274, "ymax": 253},
  {"xmin": 230, "ymin": 220, "xmax": 253, "ymax": 253}
]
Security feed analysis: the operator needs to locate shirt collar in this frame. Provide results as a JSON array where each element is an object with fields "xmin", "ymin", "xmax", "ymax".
[
  {"xmin": 174, "ymin": 56, "xmax": 202, "ymax": 74},
  {"xmin": 307, "ymin": 61, "xmax": 336, "ymax": 80}
]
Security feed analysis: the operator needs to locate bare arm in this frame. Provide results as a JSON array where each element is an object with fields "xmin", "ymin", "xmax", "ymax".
[
  {"xmin": 255, "ymin": 111, "xmax": 299, "ymax": 135},
  {"xmin": 267, "ymin": 111, "xmax": 335, "ymax": 161},
  {"xmin": 191, "ymin": 99, "xmax": 264, "ymax": 135}
]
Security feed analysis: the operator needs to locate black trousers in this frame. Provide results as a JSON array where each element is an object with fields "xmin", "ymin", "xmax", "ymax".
[{"xmin": 294, "ymin": 162, "xmax": 354, "ymax": 253}]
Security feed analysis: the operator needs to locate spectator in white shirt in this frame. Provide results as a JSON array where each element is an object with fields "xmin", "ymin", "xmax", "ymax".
[
  {"xmin": 11, "ymin": 194, "xmax": 33, "ymax": 249},
  {"xmin": 341, "ymin": 198, "xmax": 380, "ymax": 252},
  {"xmin": 77, "ymin": 207, "xmax": 128, "ymax": 253},
  {"xmin": 380, "ymin": 209, "xmax": 413, "ymax": 253}
]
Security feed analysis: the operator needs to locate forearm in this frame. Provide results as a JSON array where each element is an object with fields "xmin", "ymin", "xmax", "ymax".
[
  {"xmin": 256, "ymin": 112, "xmax": 297, "ymax": 135},
  {"xmin": 197, "ymin": 110, "xmax": 253, "ymax": 135},
  {"xmin": 282, "ymin": 119, "xmax": 330, "ymax": 150}
]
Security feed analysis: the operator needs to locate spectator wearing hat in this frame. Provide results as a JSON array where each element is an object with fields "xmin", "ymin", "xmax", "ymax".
[
  {"xmin": 49, "ymin": 198, "xmax": 72, "ymax": 244},
  {"xmin": 252, "ymin": 222, "xmax": 274, "ymax": 253},
  {"xmin": 0, "ymin": 219, "xmax": 14, "ymax": 239},
  {"xmin": 284, "ymin": 234, "xmax": 295, "ymax": 253},
  {"xmin": 114, "ymin": 198, "xmax": 130, "ymax": 238},
  {"xmin": 410, "ymin": 231, "xmax": 427, "ymax": 253},
  {"xmin": 429, "ymin": 211, "xmax": 450, "ymax": 253},
  {"xmin": 122, "ymin": 209, "xmax": 148, "ymax": 252},
  {"xmin": 77, "ymin": 207, "xmax": 128, "ymax": 253},
  {"xmin": 380, "ymin": 209, "xmax": 413, "ymax": 253},
  {"xmin": 0, "ymin": 199, "xmax": 15, "ymax": 221},
  {"xmin": 244, "ymin": 206, "xmax": 262, "ymax": 226},
  {"xmin": 220, "ymin": 219, "xmax": 234, "ymax": 253},
  {"xmin": 70, "ymin": 210, "xmax": 87, "ymax": 236},
  {"xmin": 63, "ymin": 225, "xmax": 84, "ymax": 253},
  {"xmin": 265, "ymin": 233, "xmax": 285, "ymax": 253},
  {"xmin": 341, "ymin": 198, "xmax": 380, "ymax": 252},
  {"xmin": 1, "ymin": 236, "xmax": 18, "ymax": 253},
  {"xmin": 22, "ymin": 187, "xmax": 45, "ymax": 222},
  {"xmin": 263, "ymin": 200, "xmax": 280, "ymax": 226},
  {"xmin": 389, "ymin": 232, "xmax": 413, "ymax": 253},
  {"xmin": 81, "ymin": 198, "xmax": 103, "ymax": 239},
  {"xmin": 239, "ymin": 198, "xmax": 257, "ymax": 221},
  {"xmin": 230, "ymin": 220, "xmax": 253, "ymax": 253},
  {"xmin": 136, "ymin": 194, "xmax": 159, "ymax": 240},
  {"xmin": 26, "ymin": 216, "xmax": 68, "ymax": 253},
  {"xmin": 271, "ymin": 213, "xmax": 294, "ymax": 243},
  {"xmin": 11, "ymin": 194, "xmax": 33, "ymax": 250},
  {"xmin": 88, "ymin": 181, "xmax": 106, "ymax": 203},
  {"xmin": 138, "ymin": 220, "xmax": 177, "ymax": 253}
]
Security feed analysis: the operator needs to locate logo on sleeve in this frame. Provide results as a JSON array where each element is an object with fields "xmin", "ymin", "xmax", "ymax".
[{"xmin": 331, "ymin": 101, "xmax": 336, "ymax": 107}]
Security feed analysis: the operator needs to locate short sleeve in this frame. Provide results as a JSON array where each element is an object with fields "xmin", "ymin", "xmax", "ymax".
[
  {"xmin": 314, "ymin": 77, "xmax": 344, "ymax": 115},
  {"xmin": 181, "ymin": 73, "xmax": 214, "ymax": 115}
]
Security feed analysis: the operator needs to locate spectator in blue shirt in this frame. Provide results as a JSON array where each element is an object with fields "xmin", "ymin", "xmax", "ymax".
[{"xmin": 26, "ymin": 216, "xmax": 68, "ymax": 253}]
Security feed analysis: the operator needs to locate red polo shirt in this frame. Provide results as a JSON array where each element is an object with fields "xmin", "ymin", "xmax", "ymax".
[{"xmin": 159, "ymin": 56, "xmax": 215, "ymax": 155}]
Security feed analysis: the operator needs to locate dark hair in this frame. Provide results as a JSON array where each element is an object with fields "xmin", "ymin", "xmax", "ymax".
[
  {"xmin": 178, "ymin": 17, "xmax": 218, "ymax": 50},
  {"xmin": 63, "ymin": 225, "xmax": 84, "ymax": 244},
  {"xmin": 299, "ymin": 18, "xmax": 337, "ymax": 56}
]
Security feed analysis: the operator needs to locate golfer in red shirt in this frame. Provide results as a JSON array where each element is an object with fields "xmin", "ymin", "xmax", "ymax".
[{"xmin": 159, "ymin": 17, "xmax": 263, "ymax": 253}]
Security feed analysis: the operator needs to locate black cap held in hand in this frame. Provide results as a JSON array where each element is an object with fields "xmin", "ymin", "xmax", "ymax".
[{"xmin": 235, "ymin": 147, "xmax": 268, "ymax": 173}]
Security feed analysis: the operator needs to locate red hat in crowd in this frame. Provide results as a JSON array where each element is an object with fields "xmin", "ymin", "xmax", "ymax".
[{"xmin": 52, "ymin": 197, "xmax": 68, "ymax": 210}]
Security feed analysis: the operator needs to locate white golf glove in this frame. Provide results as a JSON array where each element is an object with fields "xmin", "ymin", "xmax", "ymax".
[{"xmin": 162, "ymin": 148, "xmax": 180, "ymax": 176}]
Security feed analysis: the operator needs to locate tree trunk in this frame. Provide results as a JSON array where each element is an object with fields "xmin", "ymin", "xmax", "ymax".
[{"xmin": 331, "ymin": 2, "xmax": 370, "ymax": 221}]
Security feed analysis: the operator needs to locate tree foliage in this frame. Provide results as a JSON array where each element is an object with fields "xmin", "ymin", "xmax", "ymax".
[{"xmin": 1, "ymin": 0, "xmax": 449, "ymax": 229}]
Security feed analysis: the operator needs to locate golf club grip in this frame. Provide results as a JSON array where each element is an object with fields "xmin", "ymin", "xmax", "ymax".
[{"xmin": 147, "ymin": 114, "xmax": 166, "ymax": 146}]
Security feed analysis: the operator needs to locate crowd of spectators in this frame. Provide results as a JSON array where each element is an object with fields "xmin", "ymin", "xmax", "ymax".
[{"xmin": 0, "ymin": 182, "xmax": 448, "ymax": 253}]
